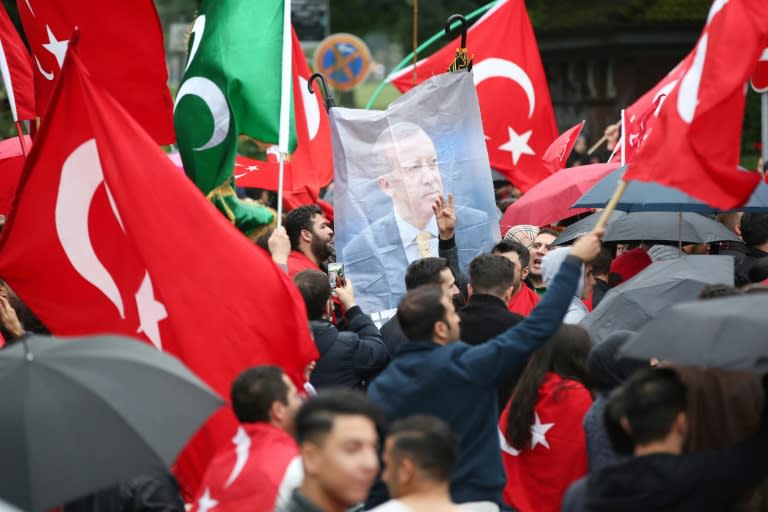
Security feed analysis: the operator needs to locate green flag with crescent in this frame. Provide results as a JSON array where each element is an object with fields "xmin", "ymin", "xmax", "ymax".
[{"xmin": 174, "ymin": 0, "xmax": 298, "ymax": 235}]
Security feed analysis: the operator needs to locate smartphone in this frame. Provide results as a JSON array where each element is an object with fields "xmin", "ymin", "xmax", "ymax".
[{"xmin": 328, "ymin": 262, "xmax": 345, "ymax": 294}]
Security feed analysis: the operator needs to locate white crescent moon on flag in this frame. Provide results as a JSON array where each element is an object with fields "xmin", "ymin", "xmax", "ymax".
[
  {"xmin": 299, "ymin": 76, "xmax": 320, "ymax": 140},
  {"xmin": 35, "ymin": 55, "xmax": 53, "ymax": 81},
  {"xmin": 55, "ymin": 139, "xmax": 125, "ymax": 319},
  {"xmin": 174, "ymin": 77, "xmax": 231, "ymax": 151},
  {"xmin": 652, "ymin": 80, "xmax": 678, "ymax": 116},
  {"xmin": 473, "ymin": 58, "xmax": 536, "ymax": 118},
  {"xmin": 678, "ymin": 34, "xmax": 708, "ymax": 124},
  {"xmin": 185, "ymin": 15, "xmax": 206, "ymax": 72}
]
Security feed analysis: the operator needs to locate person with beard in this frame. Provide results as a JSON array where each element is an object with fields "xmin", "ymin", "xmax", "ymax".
[
  {"xmin": 492, "ymin": 239, "xmax": 540, "ymax": 316},
  {"xmin": 285, "ymin": 205, "xmax": 334, "ymax": 278},
  {"xmin": 528, "ymin": 230, "xmax": 557, "ymax": 295}
]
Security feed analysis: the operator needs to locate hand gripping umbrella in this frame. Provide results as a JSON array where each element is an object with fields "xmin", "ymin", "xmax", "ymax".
[{"xmin": 0, "ymin": 335, "xmax": 223, "ymax": 511}]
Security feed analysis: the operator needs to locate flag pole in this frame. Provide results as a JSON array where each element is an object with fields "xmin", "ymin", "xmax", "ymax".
[
  {"xmin": 277, "ymin": 0, "xmax": 293, "ymax": 229},
  {"xmin": 0, "ymin": 41, "xmax": 27, "ymax": 157},
  {"xmin": 620, "ymin": 109, "xmax": 626, "ymax": 165},
  {"xmin": 595, "ymin": 111, "xmax": 630, "ymax": 230},
  {"xmin": 761, "ymin": 92, "xmax": 767, "ymax": 173}
]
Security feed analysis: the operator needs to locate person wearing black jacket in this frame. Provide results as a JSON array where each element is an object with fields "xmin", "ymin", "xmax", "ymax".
[
  {"xmin": 63, "ymin": 470, "xmax": 184, "ymax": 512},
  {"xmin": 294, "ymin": 270, "xmax": 389, "ymax": 390},
  {"xmin": 563, "ymin": 367, "xmax": 768, "ymax": 512}
]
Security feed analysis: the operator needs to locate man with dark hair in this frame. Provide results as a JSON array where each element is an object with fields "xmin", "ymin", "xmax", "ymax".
[
  {"xmin": 459, "ymin": 254, "xmax": 524, "ymax": 410},
  {"xmin": 735, "ymin": 212, "xmax": 768, "ymax": 284},
  {"xmin": 459, "ymin": 254, "xmax": 522, "ymax": 346},
  {"xmin": 563, "ymin": 367, "xmax": 768, "ymax": 512},
  {"xmin": 285, "ymin": 204, "xmax": 334, "ymax": 277},
  {"xmin": 380, "ymin": 257, "xmax": 460, "ymax": 355},
  {"xmin": 492, "ymin": 239, "xmax": 540, "ymax": 316},
  {"xmin": 367, "ymin": 230, "xmax": 604, "ymax": 511},
  {"xmin": 371, "ymin": 415, "xmax": 464, "ymax": 512},
  {"xmin": 293, "ymin": 270, "xmax": 389, "ymax": 390},
  {"xmin": 589, "ymin": 246, "xmax": 612, "ymax": 308},
  {"xmin": 191, "ymin": 366, "xmax": 303, "ymax": 511},
  {"xmin": 284, "ymin": 390, "xmax": 381, "ymax": 512},
  {"xmin": 528, "ymin": 229, "xmax": 558, "ymax": 294}
]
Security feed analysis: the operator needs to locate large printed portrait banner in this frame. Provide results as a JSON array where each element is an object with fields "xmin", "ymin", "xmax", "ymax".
[{"xmin": 331, "ymin": 72, "xmax": 500, "ymax": 320}]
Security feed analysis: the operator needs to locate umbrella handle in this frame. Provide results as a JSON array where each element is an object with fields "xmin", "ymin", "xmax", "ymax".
[
  {"xmin": 308, "ymin": 73, "xmax": 336, "ymax": 112},
  {"xmin": 444, "ymin": 14, "xmax": 469, "ymax": 49}
]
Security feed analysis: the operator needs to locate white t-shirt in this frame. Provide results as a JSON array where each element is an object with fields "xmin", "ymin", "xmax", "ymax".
[{"xmin": 369, "ymin": 500, "xmax": 412, "ymax": 512}]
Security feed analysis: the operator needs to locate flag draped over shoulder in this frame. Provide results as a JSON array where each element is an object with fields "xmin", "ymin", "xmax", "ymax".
[
  {"xmin": 0, "ymin": 47, "xmax": 317, "ymax": 494},
  {"xmin": 624, "ymin": 0, "xmax": 768, "ymax": 210},
  {"xmin": 389, "ymin": 0, "xmax": 558, "ymax": 192},
  {"xmin": 15, "ymin": 0, "xmax": 174, "ymax": 143},
  {"xmin": 174, "ymin": 0, "xmax": 297, "ymax": 196},
  {"xmin": 0, "ymin": 5, "xmax": 35, "ymax": 121}
]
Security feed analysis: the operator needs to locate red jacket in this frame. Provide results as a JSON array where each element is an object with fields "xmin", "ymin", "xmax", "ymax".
[
  {"xmin": 190, "ymin": 423, "xmax": 301, "ymax": 511},
  {"xmin": 287, "ymin": 250, "xmax": 319, "ymax": 277},
  {"xmin": 499, "ymin": 372, "xmax": 591, "ymax": 512},
  {"xmin": 507, "ymin": 285, "xmax": 540, "ymax": 316}
]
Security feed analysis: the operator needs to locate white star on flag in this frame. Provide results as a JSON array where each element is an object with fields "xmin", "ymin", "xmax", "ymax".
[
  {"xmin": 498, "ymin": 126, "xmax": 535, "ymax": 165},
  {"xmin": 246, "ymin": 165, "xmax": 259, "ymax": 172},
  {"xmin": 42, "ymin": 25, "xmax": 69, "ymax": 69},
  {"xmin": 135, "ymin": 272, "xmax": 168, "ymax": 351},
  {"xmin": 529, "ymin": 412, "xmax": 555, "ymax": 450},
  {"xmin": 197, "ymin": 488, "xmax": 218, "ymax": 512}
]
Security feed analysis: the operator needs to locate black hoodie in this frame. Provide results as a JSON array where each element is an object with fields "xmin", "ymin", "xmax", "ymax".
[{"xmin": 581, "ymin": 412, "xmax": 768, "ymax": 512}]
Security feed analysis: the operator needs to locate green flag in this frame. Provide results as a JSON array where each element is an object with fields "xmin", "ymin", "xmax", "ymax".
[{"xmin": 174, "ymin": 0, "xmax": 296, "ymax": 231}]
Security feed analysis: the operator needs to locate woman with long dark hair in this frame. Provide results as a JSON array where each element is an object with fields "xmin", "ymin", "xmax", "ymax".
[{"xmin": 499, "ymin": 324, "xmax": 593, "ymax": 512}]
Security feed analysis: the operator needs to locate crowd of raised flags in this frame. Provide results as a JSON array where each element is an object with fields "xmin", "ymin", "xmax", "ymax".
[{"xmin": 0, "ymin": 0, "xmax": 766, "ymax": 510}]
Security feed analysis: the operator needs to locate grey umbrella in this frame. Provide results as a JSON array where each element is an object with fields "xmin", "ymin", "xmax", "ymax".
[
  {"xmin": 620, "ymin": 294, "xmax": 768, "ymax": 372},
  {"xmin": 0, "ymin": 335, "xmax": 223, "ymax": 512},
  {"xmin": 580, "ymin": 255, "xmax": 734, "ymax": 343},
  {"xmin": 554, "ymin": 211, "xmax": 739, "ymax": 246}
]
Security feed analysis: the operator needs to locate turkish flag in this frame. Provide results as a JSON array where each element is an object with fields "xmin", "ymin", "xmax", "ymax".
[
  {"xmin": 609, "ymin": 51, "xmax": 693, "ymax": 165},
  {"xmin": 625, "ymin": 0, "xmax": 768, "ymax": 210},
  {"xmin": 390, "ymin": 0, "xmax": 557, "ymax": 192},
  {"xmin": 542, "ymin": 121, "xmax": 584, "ymax": 173},
  {"xmin": 0, "ymin": 6, "xmax": 34, "ymax": 121},
  {"xmin": 15, "ymin": 0, "xmax": 174, "ymax": 144},
  {"xmin": 235, "ymin": 29, "xmax": 333, "ymax": 206},
  {"xmin": 0, "ymin": 47, "xmax": 317, "ymax": 494},
  {"xmin": 499, "ymin": 372, "xmax": 591, "ymax": 512},
  {"xmin": 752, "ymin": 46, "xmax": 768, "ymax": 92}
]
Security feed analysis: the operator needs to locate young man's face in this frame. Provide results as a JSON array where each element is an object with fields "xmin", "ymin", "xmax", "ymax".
[
  {"xmin": 529, "ymin": 233, "xmax": 556, "ymax": 277},
  {"xmin": 438, "ymin": 267, "xmax": 459, "ymax": 299},
  {"xmin": 308, "ymin": 213, "xmax": 334, "ymax": 262},
  {"xmin": 496, "ymin": 250, "xmax": 526, "ymax": 294},
  {"xmin": 305, "ymin": 415, "xmax": 379, "ymax": 508}
]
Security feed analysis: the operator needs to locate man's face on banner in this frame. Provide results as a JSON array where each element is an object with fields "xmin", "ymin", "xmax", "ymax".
[{"xmin": 377, "ymin": 130, "xmax": 444, "ymax": 229}]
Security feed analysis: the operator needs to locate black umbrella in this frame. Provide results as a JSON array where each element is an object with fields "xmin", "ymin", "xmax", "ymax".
[
  {"xmin": 579, "ymin": 256, "xmax": 734, "ymax": 343},
  {"xmin": 555, "ymin": 211, "xmax": 739, "ymax": 246},
  {"xmin": 0, "ymin": 335, "xmax": 223, "ymax": 512},
  {"xmin": 620, "ymin": 294, "xmax": 768, "ymax": 372}
]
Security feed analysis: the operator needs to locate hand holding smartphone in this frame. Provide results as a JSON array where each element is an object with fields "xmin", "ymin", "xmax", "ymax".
[{"xmin": 327, "ymin": 262, "xmax": 346, "ymax": 295}]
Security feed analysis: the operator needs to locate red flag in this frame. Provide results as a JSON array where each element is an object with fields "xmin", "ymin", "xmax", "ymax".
[
  {"xmin": 625, "ymin": 0, "xmax": 768, "ymax": 210},
  {"xmin": 0, "ymin": 6, "xmax": 34, "ymax": 120},
  {"xmin": 389, "ymin": 0, "xmax": 558, "ymax": 192},
  {"xmin": 752, "ymin": 46, "xmax": 768, "ymax": 92},
  {"xmin": 15, "ymin": 0, "xmax": 174, "ymax": 144},
  {"xmin": 235, "ymin": 30, "xmax": 333, "ymax": 204},
  {"xmin": 0, "ymin": 47, "xmax": 317, "ymax": 494},
  {"xmin": 499, "ymin": 373, "xmax": 591, "ymax": 512},
  {"xmin": 609, "ymin": 52, "xmax": 693, "ymax": 164},
  {"xmin": 541, "ymin": 121, "xmax": 584, "ymax": 173}
]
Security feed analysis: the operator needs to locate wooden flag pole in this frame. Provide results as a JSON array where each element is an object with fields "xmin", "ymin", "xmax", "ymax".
[
  {"xmin": 587, "ymin": 134, "xmax": 608, "ymax": 156},
  {"xmin": 14, "ymin": 121, "xmax": 27, "ymax": 157},
  {"xmin": 595, "ymin": 179, "xmax": 629, "ymax": 230}
]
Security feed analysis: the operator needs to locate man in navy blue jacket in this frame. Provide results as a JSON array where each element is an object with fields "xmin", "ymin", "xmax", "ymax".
[{"xmin": 367, "ymin": 229, "xmax": 604, "ymax": 511}]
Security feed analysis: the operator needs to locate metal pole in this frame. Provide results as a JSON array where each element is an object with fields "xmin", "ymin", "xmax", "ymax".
[
  {"xmin": 277, "ymin": 0, "xmax": 292, "ymax": 229},
  {"xmin": 761, "ymin": 93, "xmax": 767, "ymax": 173}
]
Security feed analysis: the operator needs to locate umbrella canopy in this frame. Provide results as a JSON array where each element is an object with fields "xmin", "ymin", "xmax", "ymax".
[
  {"xmin": 554, "ymin": 211, "xmax": 740, "ymax": 245},
  {"xmin": 0, "ymin": 335, "xmax": 223, "ymax": 512},
  {"xmin": 621, "ymin": 294, "xmax": 768, "ymax": 372},
  {"xmin": 554, "ymin": 211, "xmax": 627, "ymax": 245},
  {"xmin": 604, "ymin": 212, "xmax": 740, "ymax": 244},
  {"xmin": 580, "ymin": 255, "xmax": 734, "ymax": 343},
  {"xmin": 500, "ymin": 162, "xmax": 620, "ymax": 231},
  {"xmin": 573, "ymin": 165, "xmax": 768, "ymax": 213}
]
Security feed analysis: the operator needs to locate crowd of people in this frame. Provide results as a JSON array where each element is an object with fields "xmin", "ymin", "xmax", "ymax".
[{"xmin": 3, "ymin": 183, "xmax": 766, "ymax": 512}]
